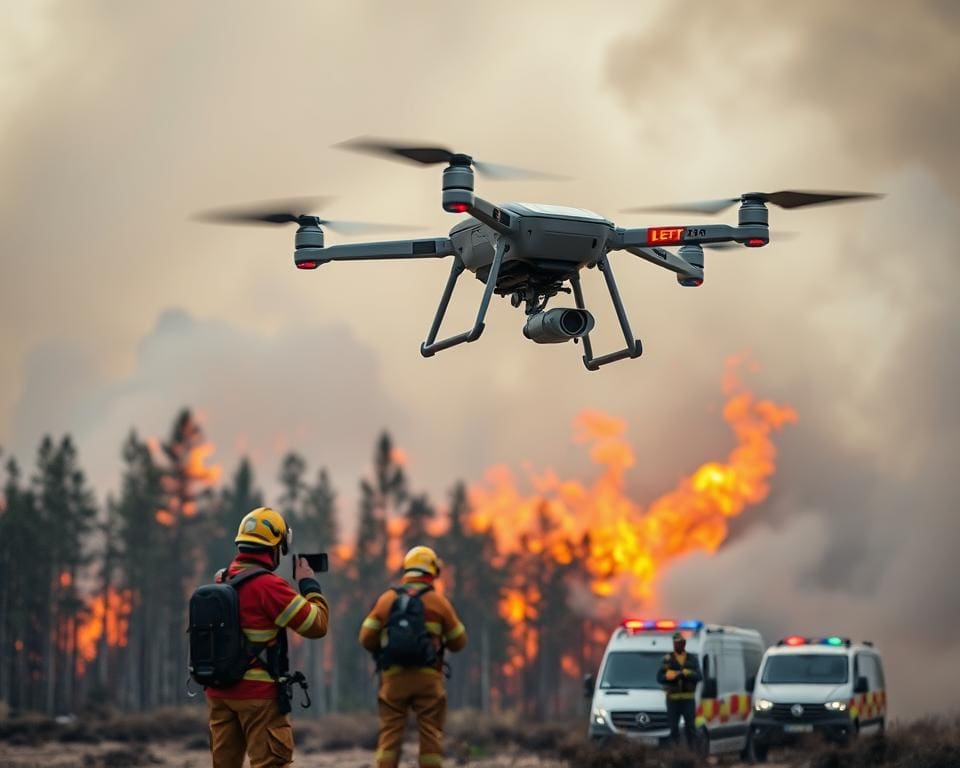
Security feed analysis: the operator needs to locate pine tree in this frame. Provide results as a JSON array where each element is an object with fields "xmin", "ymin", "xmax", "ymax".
[
  {"xmin": 207, "ymin": 457, "xmax": 263, "ymax": 573},
  {"xmin": 402, "ymin": 493, "xmax": 435, "ymax": 553},
  {"xmin": 447, "ymin": 481, "xmax": 509, "ymax": 712},
  {"xmin": 154, "ymin": 410, "xmax": 218, "ymax": 705},
  {"xmin": 342, "ymin": 432, "xmax": 409, "ymax": 710},
  {"xmin": 29, "ymin": 436, "xmax": 97, "ymax": 714},
  {"xmin": 0, "ymin": 457, "xmax": 44, "ymax": 711},
  {"xmin": 114, "ymin": 431, "xmax": 164, "ymax": 710},
  {"xmin": 294, "ymin": 468, "xmax": 339, "ymax": 715},
  {"xmin": 277, "ymin": 452, "xmax": 307, "ymax": 521}
]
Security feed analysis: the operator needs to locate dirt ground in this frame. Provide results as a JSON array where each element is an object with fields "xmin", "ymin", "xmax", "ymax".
[
  {"xmin": 0, "ymin": 739, "xmax": 794, "ymax": 768},
  {"xmin": 0, "ymin": 740, "xmax": 570, "ymax": 768}
]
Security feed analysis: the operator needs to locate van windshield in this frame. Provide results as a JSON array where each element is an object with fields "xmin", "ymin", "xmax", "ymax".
[
  {"xmin": 600, "ymin": 651, "xmax": 693, "ymax": 690},
  {"xmin": 762, "ymin": 654, "xmax": 849, "ymax": 685}
]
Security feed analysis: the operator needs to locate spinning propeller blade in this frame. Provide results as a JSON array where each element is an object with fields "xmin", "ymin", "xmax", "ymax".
[
  {"xmin": 194, "ymin": 197, "xmax": 419, "ymax": 235},
  {"xmin": 337, "ymin": 137, "xmax": 564, "ymax": 180},
  {"xmin": 623, "ymin": 190, "xmax": 883, "ymax": 216}
]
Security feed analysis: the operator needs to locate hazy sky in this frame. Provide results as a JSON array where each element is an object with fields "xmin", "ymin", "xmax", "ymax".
[{"xmin": 1, "ymin": 1, "xmax": 958, "ymax": 717}]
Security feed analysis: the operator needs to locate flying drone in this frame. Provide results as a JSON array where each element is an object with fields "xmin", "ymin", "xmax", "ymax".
[{"xmin": 199, "ymin": 138, "xmax": 881, "ymax": 370}]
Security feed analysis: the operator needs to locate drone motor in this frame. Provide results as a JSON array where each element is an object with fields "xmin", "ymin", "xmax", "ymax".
[{"xmin": 676, "ymin": 245, "xmax": 704, "ymax": 287}]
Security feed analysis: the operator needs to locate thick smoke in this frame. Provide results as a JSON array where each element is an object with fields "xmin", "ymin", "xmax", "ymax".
[
  {"xmin": 608, "ymin": 2, "xmax": 960, "ymax": 718},
  {"xmin": 1, "ymin": 1, "xmax": 958, "ymax": 718}
]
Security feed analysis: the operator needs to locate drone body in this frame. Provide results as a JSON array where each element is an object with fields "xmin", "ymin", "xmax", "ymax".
[{"xmin": 201, "ymin": 139, "xmax": 880, "ymax": 370}]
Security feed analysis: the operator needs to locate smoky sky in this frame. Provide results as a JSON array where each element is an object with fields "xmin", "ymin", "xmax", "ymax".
[{"xmin": 1, "ymin": 1, "xmax": 958, "ymax": 717}]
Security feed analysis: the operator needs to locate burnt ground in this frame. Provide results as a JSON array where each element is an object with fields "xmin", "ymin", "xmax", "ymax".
[{"xmin": 1, "ymin": 710, "xmax": 958, "ymax": 768}]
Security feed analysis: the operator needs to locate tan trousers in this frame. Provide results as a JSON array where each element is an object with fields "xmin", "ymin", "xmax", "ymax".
[
  {"xmin": 207, "ymin": 696, "xmax": 295, "ymax": 768},
  {"xmin": 376, "ymin": 670, "xmax": 447, "ymax": 768}
]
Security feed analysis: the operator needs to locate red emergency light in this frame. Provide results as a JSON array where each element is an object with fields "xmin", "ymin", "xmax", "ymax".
[{"xmin": 621, "ymin": 618, "xmax": 703, "ymax": 632}]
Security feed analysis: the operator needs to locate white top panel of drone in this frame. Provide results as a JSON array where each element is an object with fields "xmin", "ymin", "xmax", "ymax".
[{"xmin": 502, "ymin": 202, "xmax": 611, "ymax": 223}]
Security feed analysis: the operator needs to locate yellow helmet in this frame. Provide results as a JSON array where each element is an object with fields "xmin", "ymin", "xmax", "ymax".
[
  {"xmin": 235, "ymin": 507, "xmax": 292, "ymax": 554},
  {"xmin": 402, "ymin": 545, "xmax": 441, "ymax": 577}
]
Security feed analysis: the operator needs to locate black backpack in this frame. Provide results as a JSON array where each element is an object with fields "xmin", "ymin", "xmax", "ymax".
[
  {"xmin": 188, "ymin": 568, "xmax": 270, "ymax": 688},
  {"xmin": 378, "ymin": 584, "xmax": 437, "ymax": 669}
]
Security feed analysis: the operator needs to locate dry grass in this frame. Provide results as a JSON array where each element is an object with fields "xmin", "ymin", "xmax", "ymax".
[
  {"xmin": 3, "ymin": 708, "xmax": 960, "ymax": 768},
  {"xmin": 794, "ymin": 716, "xmax": 960, "ymax": 768}
]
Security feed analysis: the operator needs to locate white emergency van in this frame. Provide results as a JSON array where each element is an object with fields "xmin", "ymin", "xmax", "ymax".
[
  {"xmin": 584, "ymin": 618, "xmax": 764, "ymax": 756},
  {"xmin": 748, "ymin": 635, "xmax": 887, "ymax": 762}
]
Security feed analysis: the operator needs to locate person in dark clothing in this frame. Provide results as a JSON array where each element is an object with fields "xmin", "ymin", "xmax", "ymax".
[{"xmin": 656, "ymin": 631, "xmax": 702, "ymax": 749}]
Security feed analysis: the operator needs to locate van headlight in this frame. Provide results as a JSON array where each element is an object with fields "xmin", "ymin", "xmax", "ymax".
[
  {"xmin": 754, "ymin": 698, "xmax": 774, "ymax": 712},
  {"xmin": 592, "ymin": 707, "xmax": 608, "ymax": 725},
  {"xmin": 825, "ymin": 700, "xmax": 848, "ymax": 712}
]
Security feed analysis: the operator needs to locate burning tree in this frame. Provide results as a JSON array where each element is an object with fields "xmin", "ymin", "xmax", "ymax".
[{"xmin": 0, "ymin": 356, "xmax": 797, "ymax": 719}]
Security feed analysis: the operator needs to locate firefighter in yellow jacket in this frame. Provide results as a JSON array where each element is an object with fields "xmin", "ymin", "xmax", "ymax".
[{"xmin": 359, "ymin": 546, "xmax": 467, "ymax": 768}]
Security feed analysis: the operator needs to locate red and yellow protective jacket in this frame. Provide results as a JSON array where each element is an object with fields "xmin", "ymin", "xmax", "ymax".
[
  {"xmin": 358, "ymin": 573, "xmax": 467, "ymax": 677},
  {"xmin": 205, "ymin": 550, "xmax": 329, "ymax": 700}
]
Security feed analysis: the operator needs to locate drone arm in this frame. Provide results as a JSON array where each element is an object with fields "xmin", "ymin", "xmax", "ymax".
[
  {"xmin": 464, "ymin": 197, "xmax": 514, "ymax": 236},
  {"xmin": 612, "ymin": 224, "xmax": 764, "ymax": 251},
  {"xmin": 620, "ymin": 244, "xmax": 703, "ymax": 279},
  {"xmin": 295, "ymin": 237, "xmax": 454, "ymax": 266}
]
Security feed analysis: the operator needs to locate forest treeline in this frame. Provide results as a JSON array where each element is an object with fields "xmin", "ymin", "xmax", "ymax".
[{"xmin": 0, "ymin": 408, "xmax": 605, "ymax": 718}]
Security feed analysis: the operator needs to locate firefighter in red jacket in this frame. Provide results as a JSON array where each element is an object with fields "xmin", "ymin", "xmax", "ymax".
[
  {"xmin": 359, "ymin": 546, "xmax": 467, "ymax": 768},
  {"xmin": 206, "ymin": 507, "xmax": 329, "ymax": 768}
]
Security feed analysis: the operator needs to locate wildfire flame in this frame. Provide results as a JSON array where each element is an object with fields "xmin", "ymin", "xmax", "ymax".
[
  {"xmin": 153, "ymin": 440, "xmax": 222, "ymax": 526},
  {"xmin": 75, "ymin": 588, "xmax": 133, "ymax": 673},
  {"xmin": 468, "ymin": 355, "xmax": 797, "ymax": 673}
]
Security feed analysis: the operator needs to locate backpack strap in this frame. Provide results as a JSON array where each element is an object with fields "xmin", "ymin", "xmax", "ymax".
[
  {"xmin": 226, "ymin": 566, "xmax": 269, "ymax": 589},
  {"xmin": 393, "ymin": 583, "xmax": 434, "ymax": 597},
  {"xmin": 224, "ymin": 567, "xmax": 274, "ymax": 674}
]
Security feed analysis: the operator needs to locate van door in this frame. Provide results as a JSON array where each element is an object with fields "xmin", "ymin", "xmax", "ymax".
[
  {"xmin": 706, "ymin": 638, "xmax": 749, "ymax": 752},
  {"xmin": 853, "ymin": 652, "xmax": 885, "ymax": 732}
]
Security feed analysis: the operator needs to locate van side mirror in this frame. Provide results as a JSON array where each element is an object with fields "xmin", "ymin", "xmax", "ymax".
[
  {"xmin": 583, "ymin": 673, "xmax": 595, "ymax": 699},
  {"xmin": 745, "ymin": 675, "xmax": 756, "ymax": 693},
  {"xmin": 854, "ymin": 676, "xmax": 869, "ymax": 694},
  {"xmin": 701, "ymin": 678, "xmax": 718, "ymax": 699}
]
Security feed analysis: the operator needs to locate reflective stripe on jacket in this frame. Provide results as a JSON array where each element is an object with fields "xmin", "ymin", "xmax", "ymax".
[
  {"xmin": 205, "ymin": 550, "xmax": 329, "ymax": 700},
  {"xmin": 656, "ymin": 651, "xmax": 702, "ymax": 700}
]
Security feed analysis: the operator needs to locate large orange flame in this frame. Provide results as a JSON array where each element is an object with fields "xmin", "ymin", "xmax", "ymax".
[
  {"xmin": 75, "ymin": 588, "xmax": 133, "ymax": 673},
  {"xmin": 152, "ymin": 440, "xmax": 222, "ymax": 526},
  {"xmin": 468, "ymin": 355, "xmax": 797, "ymax": 674}
]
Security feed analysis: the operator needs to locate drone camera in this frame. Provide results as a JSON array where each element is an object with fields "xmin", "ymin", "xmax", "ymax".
[{"xmin": 523, "ymin": 308, "xmax": 595, "ymax": 344}]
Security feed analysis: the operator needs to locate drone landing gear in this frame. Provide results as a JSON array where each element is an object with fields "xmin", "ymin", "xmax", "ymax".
[
  {"xmin": 420, "ymin": 239, "xmax": 507, "ymax": 357},
  {"xmin": 572, "ymin": 256, "xmax": 643, "ymax": 372}
]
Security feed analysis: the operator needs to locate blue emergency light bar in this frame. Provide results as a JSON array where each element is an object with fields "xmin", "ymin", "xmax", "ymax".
[{"xmin": 621, "ymin": 618, "xmax": 704, "ymax": 632}]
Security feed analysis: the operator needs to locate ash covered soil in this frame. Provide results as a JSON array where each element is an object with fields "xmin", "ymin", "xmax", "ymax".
[
  {"xmin": 3, "ymin": 710, "xmax": 958, "ymax": 768},
  {"xmin": 0, "ymin": 739, "xmax": 787, "ymax": 768}
]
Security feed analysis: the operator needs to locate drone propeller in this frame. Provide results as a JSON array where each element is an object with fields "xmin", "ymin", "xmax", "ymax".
[
  {"xmin": 623, "ymin": 190, "xmax": 883, "ymax": 216},
  {"xmin": 194, "ymin": 197, "xmax": 419, "ymax": 235},
  {"xmin": 337, "ymin": 137, "xmax": 564, "ymax": 181}
]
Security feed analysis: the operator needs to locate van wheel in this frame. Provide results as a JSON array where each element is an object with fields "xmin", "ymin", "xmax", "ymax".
[{"xmin": 746, "ymin": 729, "xmax": 769, "ymax": 764}]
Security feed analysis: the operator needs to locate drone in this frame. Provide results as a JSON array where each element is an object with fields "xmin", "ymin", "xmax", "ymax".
[{"xmin": 199, "ymin": 138, "xmax": 881, "ymax": 370}]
